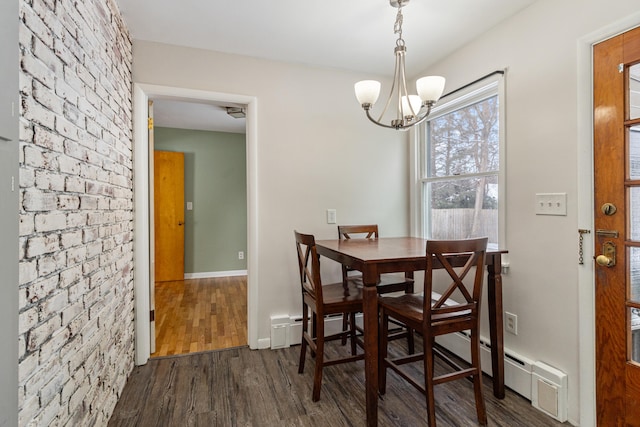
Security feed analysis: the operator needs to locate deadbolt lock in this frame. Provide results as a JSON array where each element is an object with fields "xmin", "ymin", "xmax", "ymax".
[
  {"xmin": 595, "ymin": 241, "xmax": 616, "ymax": 267},
  {"xmin": 601, "ymin": 203, "xmax": 617, "ymax": 216}
]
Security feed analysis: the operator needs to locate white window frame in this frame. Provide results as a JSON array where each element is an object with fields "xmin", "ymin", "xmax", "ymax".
[{"xmin": 410, "ymin": 72, "xmax": 506, "ymax": 250}]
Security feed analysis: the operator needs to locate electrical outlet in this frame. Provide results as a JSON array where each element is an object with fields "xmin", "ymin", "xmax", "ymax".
[
  {"xmin": 238, "ymin": 251, "xmax": 244, "ymax": 260},
  {"xmin": 505, "ymin": 311, "xmax": 518, "ymax": 335}
]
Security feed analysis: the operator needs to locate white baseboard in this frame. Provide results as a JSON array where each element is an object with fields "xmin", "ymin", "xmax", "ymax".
[
  {"xmin": 184, "ymin": 270, "xmax": 247, "ymax": 279},
  {"xmin": 257, "ymin": 338, "xmax": 271, "ymax": 349}
]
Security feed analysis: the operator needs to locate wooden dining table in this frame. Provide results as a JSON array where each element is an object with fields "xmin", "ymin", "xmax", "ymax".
[{"xmin": 315, "ymin": 237, "xmax": 507, "ymax": 427}]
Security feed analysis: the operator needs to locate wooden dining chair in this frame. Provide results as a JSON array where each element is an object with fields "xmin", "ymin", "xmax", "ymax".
[
  {"xmin": 378, "ymin": 237, "xmax": 489, "ymax": 426},
  {"xmin": 338, "ymin": 224, "xmax": 415, "ymax": 352},
  {"xmin": 294, "ymin": 230, "xmax": 365, "ymax": 402}
]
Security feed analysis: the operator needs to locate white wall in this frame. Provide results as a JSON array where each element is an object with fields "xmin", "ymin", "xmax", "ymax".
[
  {"xmin": 133, "ymin": 41, "xmax": 407, "ymax": 345},
  {"xmin": 413, "ymin": 0, "xmax": 640, "ymax": 424}
]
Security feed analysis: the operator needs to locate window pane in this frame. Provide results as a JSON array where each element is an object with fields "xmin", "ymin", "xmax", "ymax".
[
  {"xmin": 631, "ymin": 307, "xmax": 640, "ymax": 363},
  {"xmin": 630, "ymin": 247, "xmax": 640, "ymax": 300},
  {"xmin": 630, "ymin": 63, "xmax": 640, "ymax": 120},
  {"xmin": 630, "ymin": 187, "xmax": 640, "ymax": 241},
  {"xmin": 427, "ymin": 96, "xmax": 499, "ymax": 178},
  {"xmin": 426, "ymin": 175, "xmax": 498, "ymax": 244},
  {"xmin": 631, "ymin": 125, "xmax": 640, "ymax": 180}
]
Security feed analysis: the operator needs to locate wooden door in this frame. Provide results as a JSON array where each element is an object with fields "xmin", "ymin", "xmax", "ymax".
[
  {"xmin": 593, "ymin": 26, "xmax": 640, "ymax": 426},
  {"xmin": 154, "ymin": 150, "xmax": 185, "ymax": 282}
]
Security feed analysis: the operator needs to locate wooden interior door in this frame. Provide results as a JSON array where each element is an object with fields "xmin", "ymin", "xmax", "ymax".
[
  {"xmin": 593, "ymin": 26, "xmax": 640, "ymax": 426},
  {"xmin": 154, "ymin": 150, "xmax": 185, "ymax": 282}
]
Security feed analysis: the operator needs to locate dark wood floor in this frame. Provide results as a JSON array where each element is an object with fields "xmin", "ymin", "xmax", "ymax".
[{"xmin": 109, "ymin": 335, "xmax": 569, "ymax": 426}]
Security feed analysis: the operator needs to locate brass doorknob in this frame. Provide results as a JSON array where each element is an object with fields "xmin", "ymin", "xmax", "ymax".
[
  {"xmin": 595, "ymin": 241, "xmax": 616, "ymax": 267},
  {"xmin": 595, "ymin": 254, "xmax": 613, "ymax": 267}
]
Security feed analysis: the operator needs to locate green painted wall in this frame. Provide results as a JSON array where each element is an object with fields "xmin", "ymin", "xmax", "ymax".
[{"xmin": 155, "ymin": 127, "xmax": 247, "ymax": 273}]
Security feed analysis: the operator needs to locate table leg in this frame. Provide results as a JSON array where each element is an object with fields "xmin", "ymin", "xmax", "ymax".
[
  {"xmin": 362, "ymin": 283, "xmax": 379, "ymax": 426},
  {"xmin": 487, "ymin": 254, "xmax": 505, "ymax": 399}
]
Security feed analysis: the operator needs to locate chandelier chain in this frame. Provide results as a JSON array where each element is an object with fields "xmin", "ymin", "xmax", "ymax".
[{"xmin": 394, "ymin": 6, "xmax": 405, "ymax": 47}]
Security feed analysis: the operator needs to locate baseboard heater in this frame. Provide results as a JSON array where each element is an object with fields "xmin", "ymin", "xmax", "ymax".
[
  {"xmin": 437, "ymin": 330, "xmax": 533, "ymax": 399},
  {"xmin": 276, "ymin": 313, "xmax": 354, "ymax": 349},
  {"xmin": 531, "ymin": 361, "xmax": 568, "ymax": 422}
]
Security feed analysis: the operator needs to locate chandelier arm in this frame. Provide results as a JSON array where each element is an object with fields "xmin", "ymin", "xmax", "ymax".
[
  {"xmin": 377, "ymin": 92, "xmax": 394, "ymax": 124},
  {"xmin": 409, "ymin": 103, "xmax": 434, "ymax": 127},
  {"xmin": 363, "ymin": 101, "xmax": 433, "ymax": 131},
  {"xmin": 376, "ymin": 58, "xmax": 400, "ymax": 123},
  {"xmin": 399, "ymin": 54, "xmax": 418, "ymax": 119},
  {"xmin": 365, "ymin": 108, "xmax": 401, "ymax": 130},
  {"xmin": 396, "ymin": 54, "xmax": 404, "ymax": 121}
]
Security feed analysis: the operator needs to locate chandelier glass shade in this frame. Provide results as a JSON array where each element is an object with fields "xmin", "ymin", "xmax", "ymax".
[{"xmin": 354, "ymin": 0, "xmax": 445, "ymax": 130}]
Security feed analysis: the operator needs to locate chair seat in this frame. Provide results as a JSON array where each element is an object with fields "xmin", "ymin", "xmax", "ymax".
[
  {"xmin": 321, "ymin": 281, "xmax": 363, "ymax": 307},
  {"xmin": 379, "ymin": 291, "xmax": 467, "ymax": 326},
  {"xmin": 378, "ymin": 294, "xmax": 424, "ymax": 324}
]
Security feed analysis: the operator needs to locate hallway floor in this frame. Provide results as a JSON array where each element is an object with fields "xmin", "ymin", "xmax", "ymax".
[{"xmin": 152, "ymin": 276, "xmax": 247, "ymax": 357}]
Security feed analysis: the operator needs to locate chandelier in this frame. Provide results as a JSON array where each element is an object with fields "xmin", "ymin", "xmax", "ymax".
[{"xmin": 354, "ymin": 0, "xmax": 445, "ymax": 131}]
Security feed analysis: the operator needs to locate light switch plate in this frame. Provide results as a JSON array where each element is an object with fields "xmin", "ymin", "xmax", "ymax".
[
  {"xmin": 535, "ymin": 193, "xmax": 567, "ymax": 216},
  {"xmin": 327, "ymin": 209, "xmax": 337, "ymax": 224}
]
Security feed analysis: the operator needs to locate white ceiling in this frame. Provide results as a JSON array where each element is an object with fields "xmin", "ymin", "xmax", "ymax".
[
  {"xmin": 116, "ymin": 0, "xmax": 537, "ymax": 133},
  {"xmin": 151, "ymin": 99, "xmax": 246, "ymax": 134}
]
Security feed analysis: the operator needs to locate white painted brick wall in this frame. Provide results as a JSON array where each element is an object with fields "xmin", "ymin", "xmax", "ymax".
[{"xmin": 18, "ymin": 0, "xmax": 133, "ymax": 425}]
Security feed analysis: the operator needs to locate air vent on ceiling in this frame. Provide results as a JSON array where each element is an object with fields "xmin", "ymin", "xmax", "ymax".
[{"xmin": 226, "ymin": 107, "xmax": 245, "ymax": 118}]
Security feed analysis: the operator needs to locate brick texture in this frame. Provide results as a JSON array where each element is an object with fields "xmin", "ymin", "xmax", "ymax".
[{"xmin": 18, "ymin": 0, "xmax": 133, "ymax": 425}]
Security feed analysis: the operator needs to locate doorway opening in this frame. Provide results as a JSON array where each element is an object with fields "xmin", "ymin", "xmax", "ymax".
[
  {"xmin": 132, "ymin": 84, "xmax": 258, "ymax": 365},
  {"xmin": 151, "ymin": 99, "xmax": 248, "ymax": 357}
]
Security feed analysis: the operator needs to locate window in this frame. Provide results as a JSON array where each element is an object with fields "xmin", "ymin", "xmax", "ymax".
[{"xmin": 414, "ymin": 73, "xmax": 505, "ymax": 249}]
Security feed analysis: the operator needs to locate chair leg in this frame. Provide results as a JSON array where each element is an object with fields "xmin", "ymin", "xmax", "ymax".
[
  {"xmin": 311, "ymin": 313, "xmax": 317, "ymax": 358},
  {"xmin": 471, "ymin": 329, "xmax": 487, "ymax": 425},
  {"xmin": 407, "ymin": 327, "xmax": 415, "ymax": 354},
  {"xmin": 405, "ymin": 274, "xmax": 414, "ymax": 294},
  {"xmin": 341, "ymin": 313, "xmax": 349, "ymax": 345},
  {"xmin": 298, "ymin": 304, "xmax": 308, "ymax": 374},
  {"xmin": 424, "ymin": 335, "xmax": 437, "ymax": 427},
  {"xmin": 378, "ymin": 311, "xmax": 390, "ymax": 395},
  {"xmin": 349, "ymin": 312, "xmax": 357, "ymax": 355},
  {"xmin": 312, "ymin": 312, "xmax": 325, "ymax": 402},
  {"xmin": 404, "ymin": 281, "xmax": 415, "ymax": 354}
]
